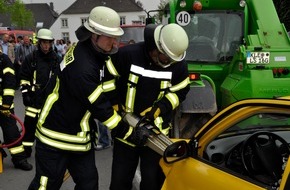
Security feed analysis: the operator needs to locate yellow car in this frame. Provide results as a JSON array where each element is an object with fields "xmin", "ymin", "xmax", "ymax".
[{"xmin": 160, "ymin": 98, "xmax": 290, "ymax": 190}]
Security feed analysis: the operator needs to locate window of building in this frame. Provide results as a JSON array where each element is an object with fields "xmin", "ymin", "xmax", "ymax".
[
  {"xmin": 61, "ymin": 18, "xmax": 68, "ymax": 28},
  {"xmin": 62, "ymin": 32, "xmax": 70, "ymax": 43},
  {"xmin": 139, "ymin": 16, "xmax": 146, "ymax": 24},
  {"xmin": 120, "ymin": 17, "xmax": 126, "ymax": 25},
  {"xmin": 81, "ymin": 18, "xmax": 87, "ymax": 25}
]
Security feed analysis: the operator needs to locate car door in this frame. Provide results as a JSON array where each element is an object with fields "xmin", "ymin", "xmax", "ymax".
[
  {"xmin": 279, "ymin": 156, "xmax": 290, "ymax": 190},
  {"xmin": 160, "ymin": 156, "xmax": 266, "ymax": 190},
  {"xmin": 161, "ymin": 98, "xmax": 290, "ymax": 190}
]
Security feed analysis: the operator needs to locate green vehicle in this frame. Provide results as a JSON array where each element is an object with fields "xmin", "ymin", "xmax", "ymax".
[{"xmin": 154, "ymin": 0, "xmax": 290, "ymax": 138}]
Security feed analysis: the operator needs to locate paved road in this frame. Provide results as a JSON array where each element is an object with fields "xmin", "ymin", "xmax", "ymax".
[{"xmin": 0, "ymin": 90, "xmax": 140, "ymax": 190}]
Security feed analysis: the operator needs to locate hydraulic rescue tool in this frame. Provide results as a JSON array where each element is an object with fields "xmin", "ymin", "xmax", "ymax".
[{"xmin": 121, "ymin": 112, "xmax": 173, "ymax": 156}]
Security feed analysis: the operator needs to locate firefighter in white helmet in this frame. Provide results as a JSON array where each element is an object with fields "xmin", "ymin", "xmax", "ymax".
[
  {"xmin": 20, "ymin": 28, "xmax": 62, "ymax": 159},
  {"xmin": 110, "ymin": 23, "xmax": 190, "ymax": 190},
  {"xmin": 28, "ymin": 6, "xmax": 145, "ymax": 190}
]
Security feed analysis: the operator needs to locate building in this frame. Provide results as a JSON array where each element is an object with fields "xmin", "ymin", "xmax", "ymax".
[
  {"xmin": 0, "ymin": 3, "xmax": 58, "ymax": 31},
  {"xmin": 50, "ymin": 0, "xmax": 145, "ymax": 43},
  {"xmin": 0, "ymin": 0, "xmax": 146, "ymax": 43}
]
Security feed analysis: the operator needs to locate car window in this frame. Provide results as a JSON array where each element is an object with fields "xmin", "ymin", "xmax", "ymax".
[{"xmin": 221, "ymin": 113, "xmax": 290, "ymax": 137}]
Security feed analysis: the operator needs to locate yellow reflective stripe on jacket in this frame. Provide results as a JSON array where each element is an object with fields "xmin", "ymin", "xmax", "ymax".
[
  {"xmin": 88, "ymin": 80, "xmax": 116, "ymax": 104},
  {"xmin": 20, "ymin": 80, "xmax": 30, "ymax": 86},
  {"xmin": 25, "ymin": 107, "xmax": 40, "ymax": 118},
  {"xmin": 106, "ymin": 57, "xmax": 119, "ymax": 77},
  {"xmin": 38, "ymin": 77, "xmax": 60, "ymax": 126},
  {"xmin": 22, "ymin": 141, "xmax": 34, "ymax": 147},
  {"xmin": 157, "ymin": 81, "xmax": 170, "ymax": 100},
  {"xmin": 37, "ymin": 124, "xmax": 91, "ymax": 143},
  {"xmin": 9, "ymin": 145, "xmax": 24, "ymax": 154},
  {"xmin": 26, "ymin": 106, "xmax": 41, "ymax": 113},
  {"xmin": 103, "ymin": 110, "xmax": 122, "ymax": 129},
  {"xmin": 32, "ymin": 70, "xmax": 36, "ymax": 92},
  {"xmin": 61, "ymin": 44, "xmax": 76, "ymax": 70},
  {"xmin": 25, "ymin": 111, "xmax": 37, "ymax": 118},
  {"xmin": 125, "ymin": 73, "xmax": 139, "ymax": 112},
  {"xmin": 80, "ymin": 111, "xmax": 91, "ymax": 132},
  {"xmin": 35, "ymin": 130, "xmax": 91, "ymax": 152},
  {"xmin": 37, "ymin": 77, "xmax": 92, "ymax": 151},
  {"xmin": 169, "ymin": 77, "xmax": 190, "ymax": 92},
  {"xmin": 3, "ymin": 67, "xmax": 15, "ymax": 75},
  {"xmin": 103, "ymin": 79, "xmax": 116, "ymax": 92},
  {"xmin": 3, "ymin": 89, "xmax": 14, "ymax": 96},
  {"xmin": 165, "ymin": 93, "xmax": 179, "ymax": 110},
  {"xmin": 39, "ymin": 176, "xmax": 48, "ymax": 190}
]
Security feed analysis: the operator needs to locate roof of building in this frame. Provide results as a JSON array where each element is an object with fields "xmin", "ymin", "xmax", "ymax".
[
  {"xmin": 0, "ymin": 3, "xmax": 58, "ymax": 30},
  {"xmin": 62, "ymin": 0, "xmax": 144, "ymax": 14},
  {"xmin": 26, "ymin": 3, "xmax": 59, "ymax": 28}
]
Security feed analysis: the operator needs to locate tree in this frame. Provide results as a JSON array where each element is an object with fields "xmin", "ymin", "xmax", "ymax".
[
  {"xmin": 0, "ymin": 0, "xmax": 34, "ymax": 30},
  {"xmin": 152, "ymin": 0, "xmax": 168, "ymax": 23},
  {"xmin": 0, "ymin": 0, "xmax": 8, "ymax": 13},
  {"xmin": 136, "ymin": 1, "xmax": 143, "ymax": 8}
]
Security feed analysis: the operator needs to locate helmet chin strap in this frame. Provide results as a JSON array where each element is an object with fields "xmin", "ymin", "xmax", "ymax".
[{"xmin": 91, "ymin": 37, "xmax": 118, "ymax": 55}]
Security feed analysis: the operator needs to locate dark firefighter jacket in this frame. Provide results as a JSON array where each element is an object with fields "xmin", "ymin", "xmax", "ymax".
[
  {"xmin": 112, "ymin": 42, "xmax": 190, "ymax": 135},
  {"xmin": 20, "ymin": 49, "xmax": 62, "ymax": 111},
  {"xmin": 0, "ymin": 53, "xmax": 16, "ymax": 108},
  {"xmin": 36, "ymin": 40, "xmax": 121, "ymax": 152}
]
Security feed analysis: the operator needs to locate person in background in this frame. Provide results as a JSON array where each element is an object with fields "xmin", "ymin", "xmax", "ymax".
[
  {"xmin": 60, "ymin": 39, "xmax": 67, "ymax": 57},
  {"xmin": 19, "ymin": 28, "xmax": 62, "ymax": 158},
  {"xmin": 14, "ymin": 35, "xmax": 36, "ymax": 88},
  {"xmin": 0, "ymin": 34, "xmax": 15, "ymax": 64},
  {"xmin": 8, "ymin": 39, "xmax": 16, "ymax": 64},
  {"xmin": 15, "ymin": 36, "xmax": 24, "ymax": 49},
  {"xmin": 0, "ymin": 33, "xmax": 10, "ymax": 55},
  {"xmin": 66, "ymin": 40, "xmax": 72, "ymax": 52},
  {"xmin": 0, "ymin": 49, "xmax": 33, "ymax": 171},
  {"xmin": 54, "ymin": 39, "xmax": 64, "ymax": 59},
  {"xmin": 28, "ymin": 6, "xmax": 147, "ymax": 190},
  {"xmin": 95, "ymin": 120, "xmax": 111, "ymax": 151},
  {"xmin": 110, "ymin": 23, "xmax": 190, "ymax": 190}
]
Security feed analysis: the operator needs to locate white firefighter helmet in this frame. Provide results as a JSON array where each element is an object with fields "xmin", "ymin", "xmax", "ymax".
[
  {"xmin": 154, "ymin": 23, "xmax": 188, "ymax": 62},
  {"xmin": 37, "ymin": 28, "xmax": 54, "ymax": 41},
  {"xmin": 84, "ymin": 6, "xmax": 124, "ymax": 37}
]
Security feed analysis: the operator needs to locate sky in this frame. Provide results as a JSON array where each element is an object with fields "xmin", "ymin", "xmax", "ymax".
[{"xmin": 21, "ymin": 0, "xmax": 160, "ymax": 13}]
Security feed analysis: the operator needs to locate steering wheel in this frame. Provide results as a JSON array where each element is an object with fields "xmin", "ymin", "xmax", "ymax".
[{"xmin": 241, "ymin": 131, "xmax": 290, "ymax": 183}]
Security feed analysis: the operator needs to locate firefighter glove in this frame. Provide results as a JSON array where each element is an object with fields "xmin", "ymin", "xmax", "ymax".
[
  {"xmin": 112, "ymin": 104, "xmax": 125, "ymax": 115},
  {"xmin": 0, "ymin": 104, "xmax": 11, "ymax": 117},
  {"xmin": 140, "ymin": 106, "xmax": 161, "ymax": 121},
  {"xmin": 22, "ymin": 92, "xmax": 32, "ymax": 107},
  {"xmin": 111, "ymin": 120, "xmax": 130, "ymax": 139},
  {"xmin": 127, "ymin": 124, "xmax": 150, "ymax": 147}
]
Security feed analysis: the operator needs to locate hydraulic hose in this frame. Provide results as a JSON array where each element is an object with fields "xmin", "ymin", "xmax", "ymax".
[{"xmin": 0, "ymin": 114, "xmax": 25, "ymax": 149}]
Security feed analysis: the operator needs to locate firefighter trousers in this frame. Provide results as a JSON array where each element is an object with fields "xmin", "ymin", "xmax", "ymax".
[
  {"xmin": 0, "ymin": 110, "xmax": 27, "ymax": 164},
  {"xmin": 28, "ymin": 139, "xmax": 99, "ymax": 190},
  {"xmin": 110, "ymin": 139, "xmax": 165, "ymax": 190},
  {"xmin": 22, "ymin": 114, "xmax": 38, "ymax": 156}
]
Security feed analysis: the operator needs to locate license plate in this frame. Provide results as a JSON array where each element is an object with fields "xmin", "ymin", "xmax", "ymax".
[{"xmin": 246, "ymin": 52, "xmax": 270, "ymax": 64}]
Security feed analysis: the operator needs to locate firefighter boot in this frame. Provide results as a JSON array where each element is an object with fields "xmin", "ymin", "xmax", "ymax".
[
  {"xmin": 12, "ymin": 152, "xmax": 33, "ymax": 171},
  {"xmin": 13, "ymin": 159, "xmax": 33, "ymax": 171}
]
